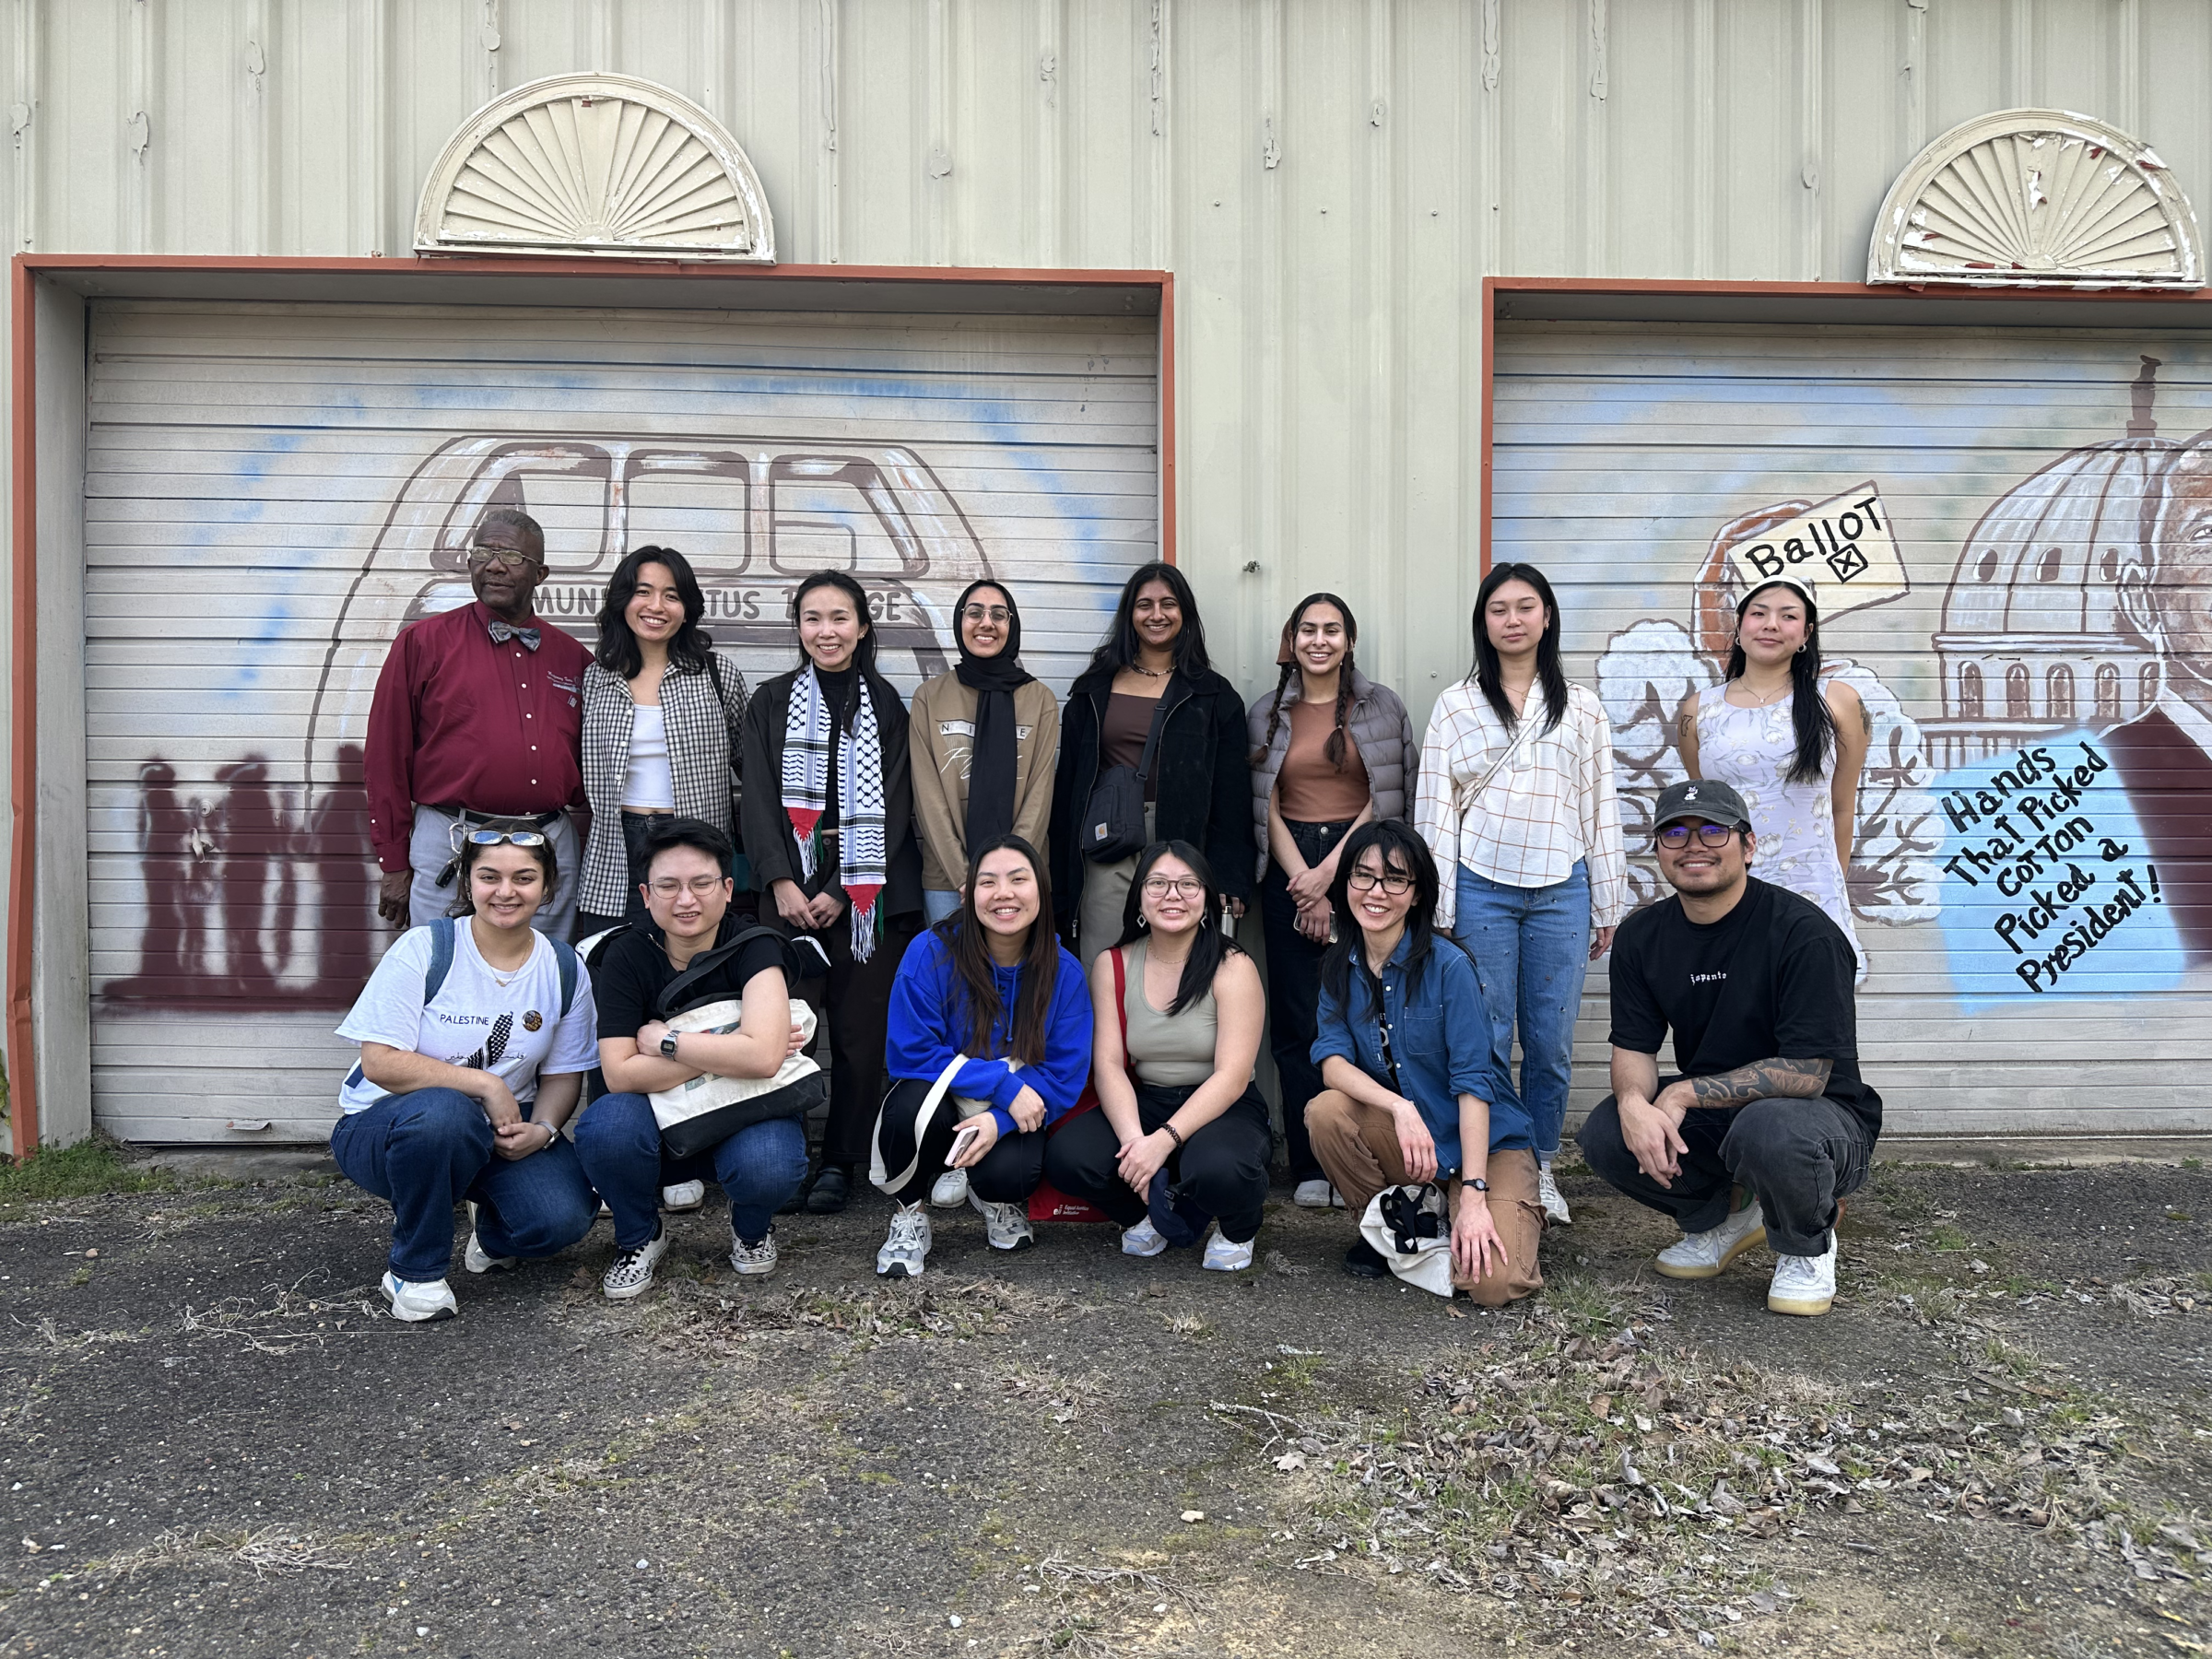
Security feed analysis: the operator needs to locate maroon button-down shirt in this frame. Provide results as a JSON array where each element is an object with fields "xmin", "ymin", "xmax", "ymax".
[{"xmin": 364, "ymin": 601, "xmax": 593, "ymax": 873}]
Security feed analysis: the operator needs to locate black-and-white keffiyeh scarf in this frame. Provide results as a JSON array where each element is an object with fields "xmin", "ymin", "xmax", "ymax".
[{"xmin": 781, "ymin": 666, "xmax": 888, "ymax": 961}]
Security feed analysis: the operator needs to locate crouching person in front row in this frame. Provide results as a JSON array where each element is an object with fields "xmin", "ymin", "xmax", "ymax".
[
  {"xmin": 1304, "ymin": 821, "xmax": 1545, "ymax": 1305},
  {"xmin": 331, "ymin": 829, "xmax": 600, "ymax": 1324},
  {"xmin": 872, "ymin": 835, "xmax": 1093, "ymax": 1277},
  {"xmin": 573, "ymin": 818, "xmax": 817, "ymax": 1300},
  {"xmin": 1577, "ymin": 781, "xmax": 1877, "ymax": 1317},
  {"xmin": 1043, "ymin": 841, "xmax": 1273, "ymax": 1272}
]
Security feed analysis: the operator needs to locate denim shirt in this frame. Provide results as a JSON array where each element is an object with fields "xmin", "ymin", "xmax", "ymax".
[{"xmin": 1311, "ymin": 932, "xmax": 1524, "ymax": 1173}]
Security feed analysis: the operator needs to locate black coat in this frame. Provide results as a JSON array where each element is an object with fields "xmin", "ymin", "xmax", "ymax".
[
  {"xmin": 1049, "ymin": 663, "xmax": 1253, "ymax": 921},
  {"xmin": 740, "ymin": 668, "xmax": 925, "ymax": 924}
]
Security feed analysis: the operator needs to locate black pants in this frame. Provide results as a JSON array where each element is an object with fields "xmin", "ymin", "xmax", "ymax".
[
  {"xmin": 575, "ymin": 811, "xmax": 670, "ymax": 938},
  {"xmin": 1042, "ymin": 1081, "xmax": 1274, "ymax": 1244},
  {"xmin": 873, "ymin": 1077, "xmax": 1046, "ymax": 1206},
  {"xmin": 1577, "ymin": 1091, "xmax": 1875, "ymax": 1257},
  {"xmin": 1259, "ymin": 817, "xmax": 1356, "ymax": 1182},
  {"xmin": 775, "ymin": 907, "xmax": 917, "ymax": 1173}
]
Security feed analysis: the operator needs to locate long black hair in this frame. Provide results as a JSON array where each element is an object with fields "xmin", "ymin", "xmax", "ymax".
[
  {"xmin": 791, "ymin": 569, "xmax": 878, "ymax": 735},
  {"xmin": 1725, "ymin": 578, "xmax": 1836, "ymax": 785},
  {"xmin": 1085, "ymin": 560, "xmax": 1212, "ymax": 680},
  {"xmin": 1466, "ymin": 562, "xmax": 1568, "ymax": 735},
  {"xmin": 594, "ymin": 546, "xmax": 715, "ymax": 678},
  {"xmin": 935, "ymin": 834, "xmax": 1059, "ymax": 1066},
  {"xmin": 1112, "ymin": 840, "xmax": 1247, "ymax": 1016},
  {"xmin": 1251, "ymin": 593, "xmax": 1358, "ymax": 769},
  {"xmin": 1318, "ymin": 819, "xmax": 1444, "ymax": 1015}
]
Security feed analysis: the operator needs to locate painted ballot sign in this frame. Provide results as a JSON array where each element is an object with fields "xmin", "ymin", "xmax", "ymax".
[
  {"xmin": 1721, "ymin": 483, "xmax": 1909, "ymax": 619},
  {"xmin": 1935, "ymin": 733, "xmax": 2183, "ymax": 1003}
]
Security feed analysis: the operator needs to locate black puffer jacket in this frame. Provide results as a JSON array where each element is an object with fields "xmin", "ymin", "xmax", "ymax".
[{"xmin": 1049, "ymin": 664, "xmax": 1253, "ymax": 923}]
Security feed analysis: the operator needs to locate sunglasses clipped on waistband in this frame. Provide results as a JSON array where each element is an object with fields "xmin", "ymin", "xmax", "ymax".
[{"xmin": 465, "ymin": 829, "xmax": 548, "ymax": 849}]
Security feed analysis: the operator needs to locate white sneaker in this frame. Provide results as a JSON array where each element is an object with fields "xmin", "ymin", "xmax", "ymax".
[
  {"xmin": 1768, "ymin": 1232, "xmax": 1838, "ymax": 1316},
  {"xmin": 1202, "ymin": 1230, "xmax": 1255, "ymax": 1273},
  {"xmin": 1121, "ymin": 1218, "xmax": 1169, "ymax": 1257},
  {"xmin": 602, "ymin": 1224, "xmax": 669, "ymax": 1301},
  {"xmin": 1292, "ymin": 1178, "xmax": 1336, "ymax": 1209},
  {"xmin": 462, "ymin": 1202, "xmax": 519, "ymax": 1275},
  {"xmin": 877, "ymin": 1201, "xmax": 932, "ymax": 1278},
  {"xmin": 380, "ymin": 1272, "xmax": 457, "ymax": 1324},
  {"xmin": 1536, "ymin": 1166, "xmax": 1572, "ymax": 1226},
  {"xmin": 929, "ymin": 1167, "xmax": 971, "ymax": 1208},
  {"xmin": 662, "ymin": 1181, "xmax": 706, "ymax": 1213},
  {"xmin": 1654, "ymin": 1199, "xmax": 1767, "ymax": 1280},
  {"xmin": 978, "ymin": 1198, "xmax": 1036, "ymax": 1252},
  {"xmin": 729, "ymin": 1230, "xmax": 779, "ymax": 1277}
]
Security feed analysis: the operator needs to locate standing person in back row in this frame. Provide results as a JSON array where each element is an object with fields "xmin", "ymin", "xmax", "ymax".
[
  {"xmin": 367, "ymin": 508, "xmax": 593, "ymax": 938},
  {"xmin": 1677, "ymin": 576, "xmax": 1869, "ymax": 982},
  {"xmin": 1418, "ymin": 563, "xmax": 1624, "ymax": 1228},
  {"xmin": 742, "ymin": 571, "xmax": 924, "ymax": 1216},
  {"xmin": 1247, "ymin": 593, "xmax": 1418, "ymax": 1208},
  {"xmin": 1578, "ymin": 780, "xmax": 1878, "ymax": 1318},
  {"xmin": 1051, "ymin": 562, "xmax": 1251, "ymax": 969}
]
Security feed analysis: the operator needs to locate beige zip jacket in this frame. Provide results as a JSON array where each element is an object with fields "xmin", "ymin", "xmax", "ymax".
[{"xmin": 907, "ymin": 672, "xmax": 1063, "ymax": 892}]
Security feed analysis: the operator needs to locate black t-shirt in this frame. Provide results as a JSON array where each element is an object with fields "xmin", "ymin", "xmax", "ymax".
[
  {"xmin": 593, "ymin": 914, "xmax": 806, "ymax": 1042},
  {"xmin": 1608, "ymin": 877, "xmax": 1880, "ymax": 1135}
]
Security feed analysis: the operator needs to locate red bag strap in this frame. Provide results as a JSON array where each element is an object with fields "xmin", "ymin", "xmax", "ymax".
[{"xmin": 1110, "ymin": 945, "xmax": 1133, "ymax": 1065}]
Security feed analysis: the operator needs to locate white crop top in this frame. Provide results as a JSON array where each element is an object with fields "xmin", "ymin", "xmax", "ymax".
[{"xmin": 622, "ymin": 703, "xmax": 676, "ymax": 809}]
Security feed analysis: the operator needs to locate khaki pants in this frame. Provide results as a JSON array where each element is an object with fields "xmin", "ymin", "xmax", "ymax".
[
  {"xmin": 1306, "ymin": 1088, "xmax": 1546, "ymax": 1307},
  {"xmin": 1077, "ymin": 803, "xmax": 1157, "ymax": 972}
]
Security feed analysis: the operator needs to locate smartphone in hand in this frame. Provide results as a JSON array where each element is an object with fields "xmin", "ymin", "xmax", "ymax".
[{"xmin": 948, "ymin": 1122, "xmax": 983, "ymax": 1166}]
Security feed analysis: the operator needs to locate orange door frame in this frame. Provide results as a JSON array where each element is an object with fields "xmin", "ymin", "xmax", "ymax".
[{"xmin": 6, "ymin": 253, "xmax": 1176, "ymax": 1157}]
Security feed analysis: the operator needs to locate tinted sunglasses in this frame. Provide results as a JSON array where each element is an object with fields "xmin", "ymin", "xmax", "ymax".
[{"xmin": 465, "ymin": 830, "xmax": 548, "ymax": 849}]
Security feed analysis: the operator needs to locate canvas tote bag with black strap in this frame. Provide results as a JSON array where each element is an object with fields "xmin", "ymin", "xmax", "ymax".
[{"xmin": 648, "ymin": 927, "xmax": 830, "ymax": 1159}]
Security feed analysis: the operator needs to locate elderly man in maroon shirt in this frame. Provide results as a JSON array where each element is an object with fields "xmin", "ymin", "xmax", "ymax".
[{"xmin": 366, "ymin": 508, "xmax": 593, "ymax": 937}]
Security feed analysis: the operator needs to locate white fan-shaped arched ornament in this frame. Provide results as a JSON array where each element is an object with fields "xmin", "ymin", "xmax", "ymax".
[
  {"xmin": 415, "ymin": 73, "xmax": 774, "ymax": 263},
  {"xmin": 1867, "ymin": 109, "xmax": 2200, "ymax": 289}
]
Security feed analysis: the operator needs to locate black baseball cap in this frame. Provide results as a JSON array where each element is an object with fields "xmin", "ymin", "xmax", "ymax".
[{"xmin": 1651, "ymin": 779, "xmax": 1753, "ymax": 834}]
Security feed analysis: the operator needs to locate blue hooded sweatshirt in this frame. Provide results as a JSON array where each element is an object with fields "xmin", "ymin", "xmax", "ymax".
[{"xmin": 885, "ymin": 926, "xmax": 1095, "ymax": 1139}]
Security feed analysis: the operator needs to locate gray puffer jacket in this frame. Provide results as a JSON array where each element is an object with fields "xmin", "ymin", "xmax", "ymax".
[{"xmin": 1246, "ymin": 666, "xmax": 1418, "ymax": 880}]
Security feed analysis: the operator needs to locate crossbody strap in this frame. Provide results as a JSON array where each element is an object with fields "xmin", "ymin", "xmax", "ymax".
[
  {"xmin": 1134, "ymin": 685, "xmax": 1175, "ymax": 784},
  {"xmin": 653, "ymin": 924, "xmax": 790, "ymax": 1020},
  {"xmin": 1451, "ymin": 713, "xmax": 1541, "ymax": 819},
  {"xmin": 870, "ymin": 1052, "xmax": 971, "ymax": 1194},
  {"xmin": 1111, "ymin": 946, "xmax": 1132, "ymax": 1064}
]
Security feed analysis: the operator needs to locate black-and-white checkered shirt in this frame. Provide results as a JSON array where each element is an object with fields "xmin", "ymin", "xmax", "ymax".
[{"xmin": 579, "ymin": 653, "xmax": 748, "ymax": 919}]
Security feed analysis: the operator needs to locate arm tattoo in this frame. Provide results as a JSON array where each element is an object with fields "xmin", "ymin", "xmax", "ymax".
[
  {"xmin": 1675, "ymin": 708, "xmax": 1697, "ymax": 746},
  {"xmin": 1858, "ymin": 701, "xmax": 1873, "ymax": 737},
  {"xmin": 1687, "ymin": 1056, "xmax": 1832, "ymax": 1108}
]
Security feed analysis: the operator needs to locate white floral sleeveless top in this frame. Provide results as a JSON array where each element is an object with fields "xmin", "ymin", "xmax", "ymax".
[{"xmin": 1694, "ymin": 684, "xmax": 1866, "ymax": 982}]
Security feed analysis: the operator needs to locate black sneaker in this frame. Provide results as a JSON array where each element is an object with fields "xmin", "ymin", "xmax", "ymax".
[
  {"xmin": 1343, "ymin": 1238, "xmax": 1390, "ymax": 1279},
  {"xmin": 805, "ymin": 1165, "xmax": 852, "ymax": 1215}
]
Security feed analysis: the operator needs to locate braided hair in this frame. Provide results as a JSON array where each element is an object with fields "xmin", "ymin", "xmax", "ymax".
[{"xmin": 1251, "ymin": 593, "xmax": 1359, "ymax": 768}]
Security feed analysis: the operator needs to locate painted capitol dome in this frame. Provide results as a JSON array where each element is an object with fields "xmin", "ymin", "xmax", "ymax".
[{"xmin": 1925, "ymin": 356, "xmax": 2173, "ymax": 771}]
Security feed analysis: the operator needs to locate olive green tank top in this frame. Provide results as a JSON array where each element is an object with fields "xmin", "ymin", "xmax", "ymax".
[{"xmin": 1119, "ymin": 935, "xmax": 1218, "ymax": 1088}]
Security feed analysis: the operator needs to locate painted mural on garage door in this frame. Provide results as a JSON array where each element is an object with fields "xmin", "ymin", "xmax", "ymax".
[
  {"xmin": 86, "ymin": 304, "xmax": 1159, "ymax": 1090},
  {"xmin": 1493, "ymin": 328, "xmax": 2207, "ymax": 1038}
]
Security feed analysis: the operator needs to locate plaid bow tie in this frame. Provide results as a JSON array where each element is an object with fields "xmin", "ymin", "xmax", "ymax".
[{"xmin": 488, "ymin": 619, "xmax": 541, "ymax": 652}]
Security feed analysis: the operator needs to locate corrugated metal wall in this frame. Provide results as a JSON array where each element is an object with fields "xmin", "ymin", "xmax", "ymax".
[
  {"xmin": 10, "ymin": 0, "xmax": 2212, "ymax": 716},
  {"xmin": 9, "ymin": 0, "xmax": 2212, "ymax": 1138}
]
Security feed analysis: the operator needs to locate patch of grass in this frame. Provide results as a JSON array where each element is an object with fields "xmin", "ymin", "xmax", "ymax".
[
  {"xmin": 0, "ymin": 1138, "xmax": 177, "ymax": 1208},
  {"xmin": 1928, "ymin": 1222, "xmax": 1973, "ymax": 1253},
  {"xmin": 2182, "ymin": 1157, "xmax": 2204, "ymax": 1171}
]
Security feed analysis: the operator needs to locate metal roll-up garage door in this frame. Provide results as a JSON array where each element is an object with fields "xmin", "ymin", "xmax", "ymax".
[
  {"xmin": 1495, "ymin": 321, "xmax": 2212, "ymax": 1135},
  {"xmin": 85, "ymin": 300, "xmax": 1159, "ymax": 1143}
]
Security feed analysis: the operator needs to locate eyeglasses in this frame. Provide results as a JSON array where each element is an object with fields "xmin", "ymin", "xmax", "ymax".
[
  {"xmin": 1140, "ymin": 876, "xmax": 1206, "ymax": 899},
  {"xmin": 1347, "ymin": 867, "xmax": 1414, "ymax": 895},
  {"xmin": 1656, "ymin": 822, "xmax": 1738, "ymax": 849},
  {"xmin": 648, "ymin": 875, "xmax": 729, "ymax": 898},
  {"xmin": 465, "ymin": 830, "xmax": 547, "ymax": 849},
  {"xmin": 960, "ymin": 605, "xmax": 1013, "ymax": 625},
  {"xmin": 466, "ymin": 546, "xmax": 537, "ymax": 571}
]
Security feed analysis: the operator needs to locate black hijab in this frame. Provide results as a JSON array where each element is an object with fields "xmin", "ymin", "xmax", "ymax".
[{"xmin": 952, "ymin": 580, "xmax": 1035, "ymax": 853}]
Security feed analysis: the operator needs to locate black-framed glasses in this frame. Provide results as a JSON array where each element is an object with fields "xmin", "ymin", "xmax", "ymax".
[
  {"xmin": 1656, "ymin": 822, "xmax": 1737, "ymax": 849},
  {"xmin": 466, "ymin": 546, "xmax": 536, "ymax": 571},
  {"xmin": 465, "ymin": 829, "xmax": 547, "ymax": 849},
  {"xmin": 1140, "ymin": 875, "xmax": 1205, "ymax": 899},
  {"xmin": 1347, "ymin": 867, "xmax": 1414, "ymax": 895}
]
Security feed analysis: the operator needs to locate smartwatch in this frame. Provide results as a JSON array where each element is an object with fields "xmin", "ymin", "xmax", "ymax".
[
  {"xmin": 659, "ymin": 1031, "xmax": 680, "ymax": 1058},
  {"xmin": 1465, "ymin": 1177, "xmax": 1489, "ymax": 1194}
]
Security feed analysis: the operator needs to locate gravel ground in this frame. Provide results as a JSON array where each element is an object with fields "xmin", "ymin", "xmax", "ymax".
[{"xmin": 0, "ymin": 1147, "xmax": 2207, "ymax": 1658}]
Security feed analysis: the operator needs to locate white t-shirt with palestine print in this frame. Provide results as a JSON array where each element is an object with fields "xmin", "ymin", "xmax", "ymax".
[{"xmin": 335, "ymin": 923, "xmax": 599, "ymax": 1115}]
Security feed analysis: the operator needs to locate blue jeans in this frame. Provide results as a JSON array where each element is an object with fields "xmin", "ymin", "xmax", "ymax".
[
  {"xmin": 571, "ymin": 1091, "xmax": 809, "ymax": 1251},
  {"xmin": 1452, "ymin": 860, "xmax": 1593, "ymax": 1162},
  {"xmin": 329, "ymin": 1088, "xmax": 598, "ymax": 1281},
  {"xmin": 922, "ymin": 889, "xmax": 962, "ymax": 925}
]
